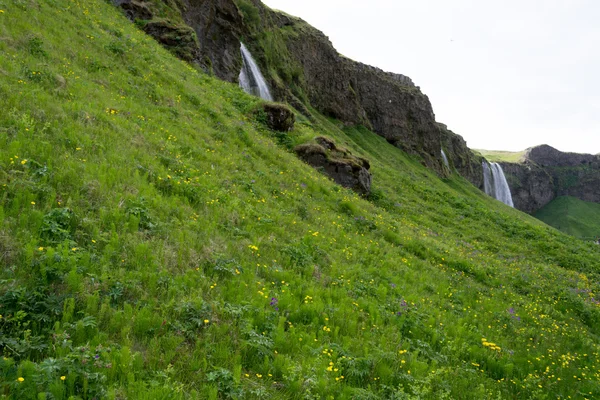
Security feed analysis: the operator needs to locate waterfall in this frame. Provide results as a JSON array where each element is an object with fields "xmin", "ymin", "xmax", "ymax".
[
  {"xmin": 441, "ymin": 149, "xmax": 450, "ymax": 169},
  {"xmin": 482, "ymin": 161, "xmax": 514, "ymax": 207},
  {"xmin": 239, "ymin": 43, "xmax": 273, "ymax": 101}
]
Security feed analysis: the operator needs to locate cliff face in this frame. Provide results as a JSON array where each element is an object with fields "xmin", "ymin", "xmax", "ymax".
[
  {"xmin": 114, "ymin": 0, "xmax": 481, "ymax": 182},
  {"xmin": 439, "ymin": 124, "xmax": 484, "ymax": 187},
  {"xmin": 179, "ymin": 0, "xmax": 247, "ymax": 82},
  {"xmin": 499, "ymin": 162, "xmax": 555, "ymax": 214},
  {"xmin": 525, "ymin": 145, "xmax": 599, "ymax": 168},
  {"xmin": 263, "ymin": 9, "xmax": 448, "ymax": 172},
  {"xmin": 500, "ymin": 145, "xmax": 600, "ymax": 213}
]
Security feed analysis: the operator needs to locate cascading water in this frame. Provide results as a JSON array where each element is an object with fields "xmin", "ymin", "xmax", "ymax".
[
  {"xmin": 441, "ymin": 149, "xmax": 450, "ymax": 169},
  {"xmin": 239, "ymin": 43, "xmax": 273, "ymax": 101},
  {"xmin": 482, "ymin": 161, "xmax": 514, "ymax": 207}
]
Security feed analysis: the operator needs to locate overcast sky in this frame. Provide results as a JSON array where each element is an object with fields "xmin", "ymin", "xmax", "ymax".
[{"xmin": 262, "ymin": 0, "xmax": 600, "ymax": 154}]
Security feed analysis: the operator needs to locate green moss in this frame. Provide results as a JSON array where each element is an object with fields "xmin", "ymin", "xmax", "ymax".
[{"xmin": 235, "ymin": 0, "xmax": 261, "ymax": 27}]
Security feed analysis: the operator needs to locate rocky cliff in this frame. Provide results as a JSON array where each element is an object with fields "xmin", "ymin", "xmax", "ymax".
[
  {"xmin": 112, "ymin": 0, "xmax": 483, "ymax": 185},
  {"xmin": 499, "ymin": 145, "xmax": 600, "ymax": 213}
]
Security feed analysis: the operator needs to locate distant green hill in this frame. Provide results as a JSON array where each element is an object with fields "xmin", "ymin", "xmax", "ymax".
[
  {"xmin": 535, "ymin": 196, "xmax": 600, "ymax": 239},
  {"xmin": 475, "ymin": 149, "xmax": 526, "ymax": 163},
  {"xmin": 0, "ymin": 1, "xmax": 599, "ymax": 399}
]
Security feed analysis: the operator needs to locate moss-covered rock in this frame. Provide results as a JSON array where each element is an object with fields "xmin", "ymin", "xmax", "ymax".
[
  {"xmin": 142, "ymin": 19, "xmax": 199, "ymax": 62},
  {"xmin": 295, "ymin": 137, "xmax": 371, "ymax": 195},
  {"xmin": 260, "ymin": 103, "xmax": 295, "ymax": 132}
]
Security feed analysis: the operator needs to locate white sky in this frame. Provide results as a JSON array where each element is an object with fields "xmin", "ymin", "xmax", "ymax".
[{"xmin": 262, "ymin": 0, "xmax": 600, "ymax": 154}]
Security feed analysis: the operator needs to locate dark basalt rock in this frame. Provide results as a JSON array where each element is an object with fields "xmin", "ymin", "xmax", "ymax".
[
  {"xmin": 295, "ymin": 137, "xmax": 371, "ymax": 195},
  {"xmin": 142, "ymin": 19, "xmax": 199, "ymax": 62},
  {"xmin": 439, "ymin": 123, "xmax": 484, "ymax": 187},
  {"xmin": 525, "ymin": 144, "xmax": 599, "ymax": 168},
  {"xmin": 261, "ymin": 103, "xmax": 295, "ymax": 132},
  {"xmin": 113, "ymin": 0, "xmax": 153, "ymax": 21},
  {"xmin": 499, "ymin": 162, "xmax": 555, "ymax": 214},
  {"xmin": 179, "ymin": 0, "xmax": 247, "ymax": 81}
]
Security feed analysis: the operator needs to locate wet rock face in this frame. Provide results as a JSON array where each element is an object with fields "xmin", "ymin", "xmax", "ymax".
[
  {"xmin": 179, "ymin": 0, "xmax": 246, "ymax": 81},
  {"xmin": 115, "ymin": 0, "xmax": 246, "ymax": 80},
  {"xmin": 500, "ymin": 162, "xmax": 555, "ymax": 214},
  {"xmin": 295, "ymin": 138, "xmax": 371, "ymax": 196},
  {"xmin": 261, "ymin": 103, "xmax": 295, "ymax": 132}
]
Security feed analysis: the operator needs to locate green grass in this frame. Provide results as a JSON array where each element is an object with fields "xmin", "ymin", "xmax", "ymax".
[
  {"xmin": 1, "ymin": 1, "xmax": 600, "ymax": 399},
  {"xmin": 535, "ymin": 196, "xmax": 600, "ymax": 239},
  {"xmin": 476, "ymin": 149, "xmax": 526, "ymax": 163}
]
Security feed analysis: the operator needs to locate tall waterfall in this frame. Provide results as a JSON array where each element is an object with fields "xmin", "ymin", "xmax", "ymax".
[
  {"xmin": 239, "ymin": 43, "xmax": 273, "ymax": 101},
  {"xmin": 441, "ymin": 149, "xmax": 450, "ymax": 169},
  {"xmin": 482, "ymin": 161, "xmax": 514, "ymax": 207}
]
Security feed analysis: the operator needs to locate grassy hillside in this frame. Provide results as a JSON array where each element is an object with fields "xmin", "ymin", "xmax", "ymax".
[
  {"xmin": 535, "ymin": 196, "xmax": 600, "ymax": 239},
  {"xmin": 476, "ymin": 149, "xmax": 526, "ymax": 163},
  {"xmin": 1, "ymin": 1, "xmax": 600, "ymax": 399}
]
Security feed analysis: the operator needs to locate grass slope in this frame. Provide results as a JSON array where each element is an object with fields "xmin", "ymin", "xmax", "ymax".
[
  {"xmin": 476, "ymin": 149, "xmax": 526, "ymax": 163},
  {"xmin": 1, "ymin": 1, "xmax": 600, "ymax": 399},
  {"xmin": 535, "ymin": 196, "xmax": 600, "ymax": 239}
]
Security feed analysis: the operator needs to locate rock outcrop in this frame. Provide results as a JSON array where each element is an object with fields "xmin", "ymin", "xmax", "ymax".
[
  {"xmin": 498, "ymin": 162, "xmax": 555, "ymax": 214},
  {"xmin": 114, "ymin": 0, "xmax": 246, "ymax": 81},
  {"xmin": 113, "ymin": 0, "xmax": 153, "ymax": 21},
  {"xmin": 142, "ymin": 19, "xmax": 200, "ymax": 62},
  {"xmin": 525, "ymin": 145, "xmax": 599, "ymax": 168},
  {"xmin": 439, "ymin": 123, "xmax": 484, "ymax": 187},
  {"xmin": 499, "ymin": 145, "xmax": 600, "ymax": 213},
  {"xmin": 295, "ymin": 137, "xmax": 372, "ymax": 196},
  {"xmin": 271, "ymin": 11, "xmax": 449, "ymax": 173},
  {"xmin": 260, "ymin": 103, "xmax": 295, "ymax": 132},
  {"xmin": 178, "ymin": 0, "xmax": 247, "ymax": 81}
]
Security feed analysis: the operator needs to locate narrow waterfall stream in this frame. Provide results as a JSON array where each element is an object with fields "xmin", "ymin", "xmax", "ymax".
[
  {"xmin": 441, "ymin": 149, "xmax": 450, "ymax": 169},
  {"xmin": 482, "ymin": 161, "xmax": 514, "ymax": 207},
  {"xmin": 239, "ymin": 43, "xmax": 273, "ymax": 101}
]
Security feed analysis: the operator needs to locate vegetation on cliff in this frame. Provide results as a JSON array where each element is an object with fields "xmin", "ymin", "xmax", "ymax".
[{"xmin": 1, "ymin": 1, "xmax": 600, "ymax": 399}]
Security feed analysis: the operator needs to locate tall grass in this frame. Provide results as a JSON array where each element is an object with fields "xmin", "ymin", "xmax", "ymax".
[{"xmin": 0, "ymin": 1, "xmax": 599, "ymax": 399}]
